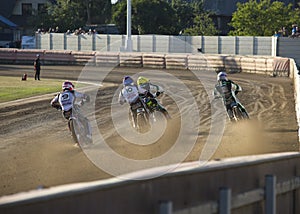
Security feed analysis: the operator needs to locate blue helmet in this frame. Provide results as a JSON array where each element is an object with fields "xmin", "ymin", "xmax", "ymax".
[
  {"xmin": 217, "ymin": 71, "xmax": 228, "ymax": 81},
  {"xmin": 123, "ymin": 76, "xmax": 134, "ymax": 86}
]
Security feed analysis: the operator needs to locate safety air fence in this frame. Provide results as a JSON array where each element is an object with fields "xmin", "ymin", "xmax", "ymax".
[
  {"xmin": 0, "ymin": 49, "xmax": 300, "ymax": 214},
  {"xmin": 0, "ymin": 152, "xmax": 300, "ymax": 214},
  {"xmin": 0, "ymin": 48, "xmax": 293, "ymax": 77}
]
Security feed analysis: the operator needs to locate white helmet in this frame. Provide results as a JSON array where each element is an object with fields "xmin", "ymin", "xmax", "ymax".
[{"xmin": 217, "ymin": 71, "xmax": 228, "ymax": 81}]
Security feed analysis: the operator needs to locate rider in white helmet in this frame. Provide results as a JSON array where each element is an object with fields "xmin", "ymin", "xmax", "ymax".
[
  {"xmin": 214, "ymin": 71, "xmax": 248, "ymax": 120},
  {"xmin": 118, "ymin": 76, "xmax": 143, "ymax": 128},
  {"xmin": 137, "ymin": 76, "xmax": 171, "ymax": 119},
  {"xmin": 50, "ymin": 81, "xmax": 91, "ymax": 140}
]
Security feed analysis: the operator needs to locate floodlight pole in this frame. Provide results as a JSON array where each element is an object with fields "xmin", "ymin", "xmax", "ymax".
[{"xmin": 125, "ymin": 0, "xmax": 133, "ymax": 52}]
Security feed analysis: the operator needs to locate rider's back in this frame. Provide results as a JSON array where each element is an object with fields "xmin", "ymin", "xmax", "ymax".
[{"xmin": 59, "ymin": 90, "xmax": 75, "ymax": 111}]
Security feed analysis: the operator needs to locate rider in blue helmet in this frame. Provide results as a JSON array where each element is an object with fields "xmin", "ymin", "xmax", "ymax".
[{"xmin": 118, "ymin": 76, "xmax": 142, "ymax": 128}]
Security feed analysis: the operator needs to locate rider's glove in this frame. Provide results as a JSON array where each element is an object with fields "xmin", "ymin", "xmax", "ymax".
[
  {"xmin": 79, "ymin": 100, "xmax": 85, "ymax": 106},
  {"xmin": 84, "ymin": 95, "xmax": 90, "ymax": 103},
  {"xmin": 156, "ymin": 92, "xmax": 161, "ymax": 97}
]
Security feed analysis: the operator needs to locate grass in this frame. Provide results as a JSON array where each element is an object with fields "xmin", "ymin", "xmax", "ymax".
[{"xmin": 0, "ymin": 76, "xmax": 85, "ymax": 103}]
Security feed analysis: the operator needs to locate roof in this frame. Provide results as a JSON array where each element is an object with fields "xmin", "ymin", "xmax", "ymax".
[
  {"xmin": 203, "ymin": 0, "xmax": 296, "ymax": 16},
  {"xmin": 0, "ymin": 15, "xmax": 17, "ymax": 28}
]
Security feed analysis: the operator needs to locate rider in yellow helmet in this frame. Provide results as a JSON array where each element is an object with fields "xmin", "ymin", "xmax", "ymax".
[{"xmin": 137, "ymin": 76, "xmax": 171, "ymax": 119}]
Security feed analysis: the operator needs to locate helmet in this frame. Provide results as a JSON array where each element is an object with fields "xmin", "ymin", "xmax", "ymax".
[
  {"xmin": 217, "ymin": 71, "xmax": 228, "ymax": 81},
  {"xmin": 123, "ymin": 76, "xmax": 134, "ymax": 86},
  {"xmin": 62, "ymin": 81, "xmax": 74, "ymax": 91},
  {"xmin": 137, "ymin": 76, "xmax": 149, "ymax": 86}
]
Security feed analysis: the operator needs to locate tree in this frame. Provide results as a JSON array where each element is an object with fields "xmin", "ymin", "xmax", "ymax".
[
  {"xmin": 29, "ymin": 0, "xmax": 112, "ymax": 33},
  {"xmin": 182, "ymin": 13, "xmax": 219, "ymax": 36},
  {"xmin": 111, "ymin": 0, "xmax": 127, "ymax": 34},
  {"xmin": 171, "ymin": 0, "xmax": 194, "ymax": 34},
  {"xmin": 229, "ymin": 0, "xmax": 300, "ymax": 36},
  {"xmin": 112, "ymin": 0, "xmax": 177, "ymax": 35},
  {"xmin": 29, "ymin": 0, "xmax": 85, "ymax": 32}
]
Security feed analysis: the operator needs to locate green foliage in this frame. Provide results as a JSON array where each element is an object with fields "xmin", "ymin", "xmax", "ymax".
[
  {"xmin": 229, "ymin": 0, "xmax": 300, "ymax": 36},
  {"xmin": 29, "ymin": 0, "xmax": 112, "ymax": 33},
  {"xmin": 0, "ymin": 77, "xmax": 61, "ymax": 103},
  {"xmin": 113, "ymin": 0, "xmax": 177, "ymax": 35},
  {"xmin": 112, "ymin": 0, "xmax": 214, "ymax": 35},
  {"xmin": 111, "ymin": 1, "xmax": 127, "ymax": 33},
  {"xmin": 171, "ymin": 0, "xmax": 195, "ymax": 34},
  {"xmin": 183, "ymin": 13, "xmax": 219, "ymax": 36},
  {"xmin": 29, "ymin": 0, "xmax": 215, "ymax": 36}
]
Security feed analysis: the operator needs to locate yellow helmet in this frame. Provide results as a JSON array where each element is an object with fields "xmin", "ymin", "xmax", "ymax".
[{"xmin": 137, "ymin": 76, "xmax": 149, "ymax": 86}]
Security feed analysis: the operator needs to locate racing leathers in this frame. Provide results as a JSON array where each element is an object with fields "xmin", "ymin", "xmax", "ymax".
[
  {"xmin": 50, "ymin": 90, "xmax": 91, "ymax": 137},
  {"xmin": 214, "ymin": 79, "xmax": 247, "ymax": 120},
  {"xmin": 118, "ymin": 83, "xmax": 145, "ymax": 128},
  {"xmin": 138, "ymin": 82, "xmax": 171, "ymax": 119}
]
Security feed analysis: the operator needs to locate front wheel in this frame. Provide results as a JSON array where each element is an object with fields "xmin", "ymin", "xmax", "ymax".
[
  {"xmin": 232, "ymin": 106, "xmax": 249, "ymax": 121},
  {"xmin": 137, "ymin": 113, "xmax": 150, "ymax": 133},
  {"xmin": 69, "ymin": 119, "xmax": 80, "ymax": 145}
]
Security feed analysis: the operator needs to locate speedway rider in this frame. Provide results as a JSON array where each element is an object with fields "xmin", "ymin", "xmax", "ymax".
[
  {"xmin": 50, "ymin": 81, "xmax": 91, "ymax": 139},
  {"xmin": 119, "ymin": 76, "xmax": 153, "ymax": 128},
  {"xmin": 137, "ymin": 76, "xmax": 171, "ymax": 119},
  {"xmin": 213, "ymin": 71, "xmax": 248, "ymax": 121}
]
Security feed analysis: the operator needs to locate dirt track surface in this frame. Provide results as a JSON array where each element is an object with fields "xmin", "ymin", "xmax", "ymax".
[{"xmin": 0, "ymin": 64, "xmax": 298, "ymax": 196}]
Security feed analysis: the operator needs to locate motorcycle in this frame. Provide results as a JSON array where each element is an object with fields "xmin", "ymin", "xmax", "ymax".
[
  {"xmin": 213, "ymin": 93, "xmax": 249, "ymax": 122},
  {"xmin": 68, "ymin": 102, "xmax": 92, "ymax": 147},
  {"xmin": 130, "ymin": 97, "xmax": 151, "ymax": 133},
  {"xmin": 52, "ymin": 97, "xmax": 92, "ymax": 147},
  {"xmin": 229, "ymin": 101, "xmax": 249, "ymax": 122}
]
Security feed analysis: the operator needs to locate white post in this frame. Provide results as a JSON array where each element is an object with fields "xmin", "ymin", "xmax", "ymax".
[
  {"xmin": 125, "ymin": 0, "xmax": 133, "ymax": 52},
  {"xmin": 271, "ymin": 36, "xmax": 278, "ymax": 57}
]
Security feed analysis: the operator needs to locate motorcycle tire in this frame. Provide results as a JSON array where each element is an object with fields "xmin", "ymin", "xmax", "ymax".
[
  {"xmin": 137, "ymin": 113, "xmax": 150, "ymax": 133},
  {"xmin": 232, "ymin": 106, "xmax": 244, "ymax": 121},
  {"xmin": 69, "ymin": 119, "xmax": 80, "ymax": 145}
]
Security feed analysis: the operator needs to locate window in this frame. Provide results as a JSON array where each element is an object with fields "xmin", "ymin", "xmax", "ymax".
[
  {"xmin": 22, "ymin": 3, "xmax": 32, "ymax": 16},
  {"xmin": 38, "ymin": 4, "xmax": 46, "ymax": 14}
]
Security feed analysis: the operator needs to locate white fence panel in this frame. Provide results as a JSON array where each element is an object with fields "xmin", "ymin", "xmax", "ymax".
[
  {"xmin": 95, "ymin": 35, "xmax": 108, "ymax": 51},
  {"xmin": 203, "ymin": 36, "xmax": 219, "ymax": 54},
  {"xmin": 155, "ymin": 35, "xmax": 170, "ymax": 53},
  {"xmin": 220, "ymin": 36, "xmax": 236, "ymax": 55},
  {"xmin": 79, "ymin": 34, "xmax": 93, "ymax": 51},
  {"xmin": 39, "ymin": 34, "xmax": 50, "ymax": 49},
  {"xmin": 51, "ymin": 33, "xmax": 64, "ymax": 50},
  {"xmin": 66, "ymin": 35, "xmax": 78, "ymax": 51},
  {"xmin": 254, "ymin": 37, "xmax": 272, "ymax": 55},
  {"xmin": 237, "ymin": 36, "xmax": 254, "ymax": 55}
]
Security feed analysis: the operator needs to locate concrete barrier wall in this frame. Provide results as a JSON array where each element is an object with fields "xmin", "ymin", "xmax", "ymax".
[
  {"xmin": 0, "ymin": 49, "xmax": 291, "ymax": 77},
  {"xmin": 0, "ymin": 152, "xmax": 299, "ymax": 214},
  {"xmin": 35, "ymin": 34, "xmax": 274, "ymax": 55},
  {"xmin": 36, "ymin": 34, "xmax": 300, "ymax": 67}
]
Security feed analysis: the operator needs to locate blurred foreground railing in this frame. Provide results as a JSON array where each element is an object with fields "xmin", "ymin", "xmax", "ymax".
[{"xmin": 0, "ymin": 152, "xmax": 300, "ymax": 214}]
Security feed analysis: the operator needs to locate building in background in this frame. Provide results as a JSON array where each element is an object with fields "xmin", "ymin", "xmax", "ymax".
[{"xmin": 0, "ymin": 0, "xmax": 52, "ymax": 47}]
